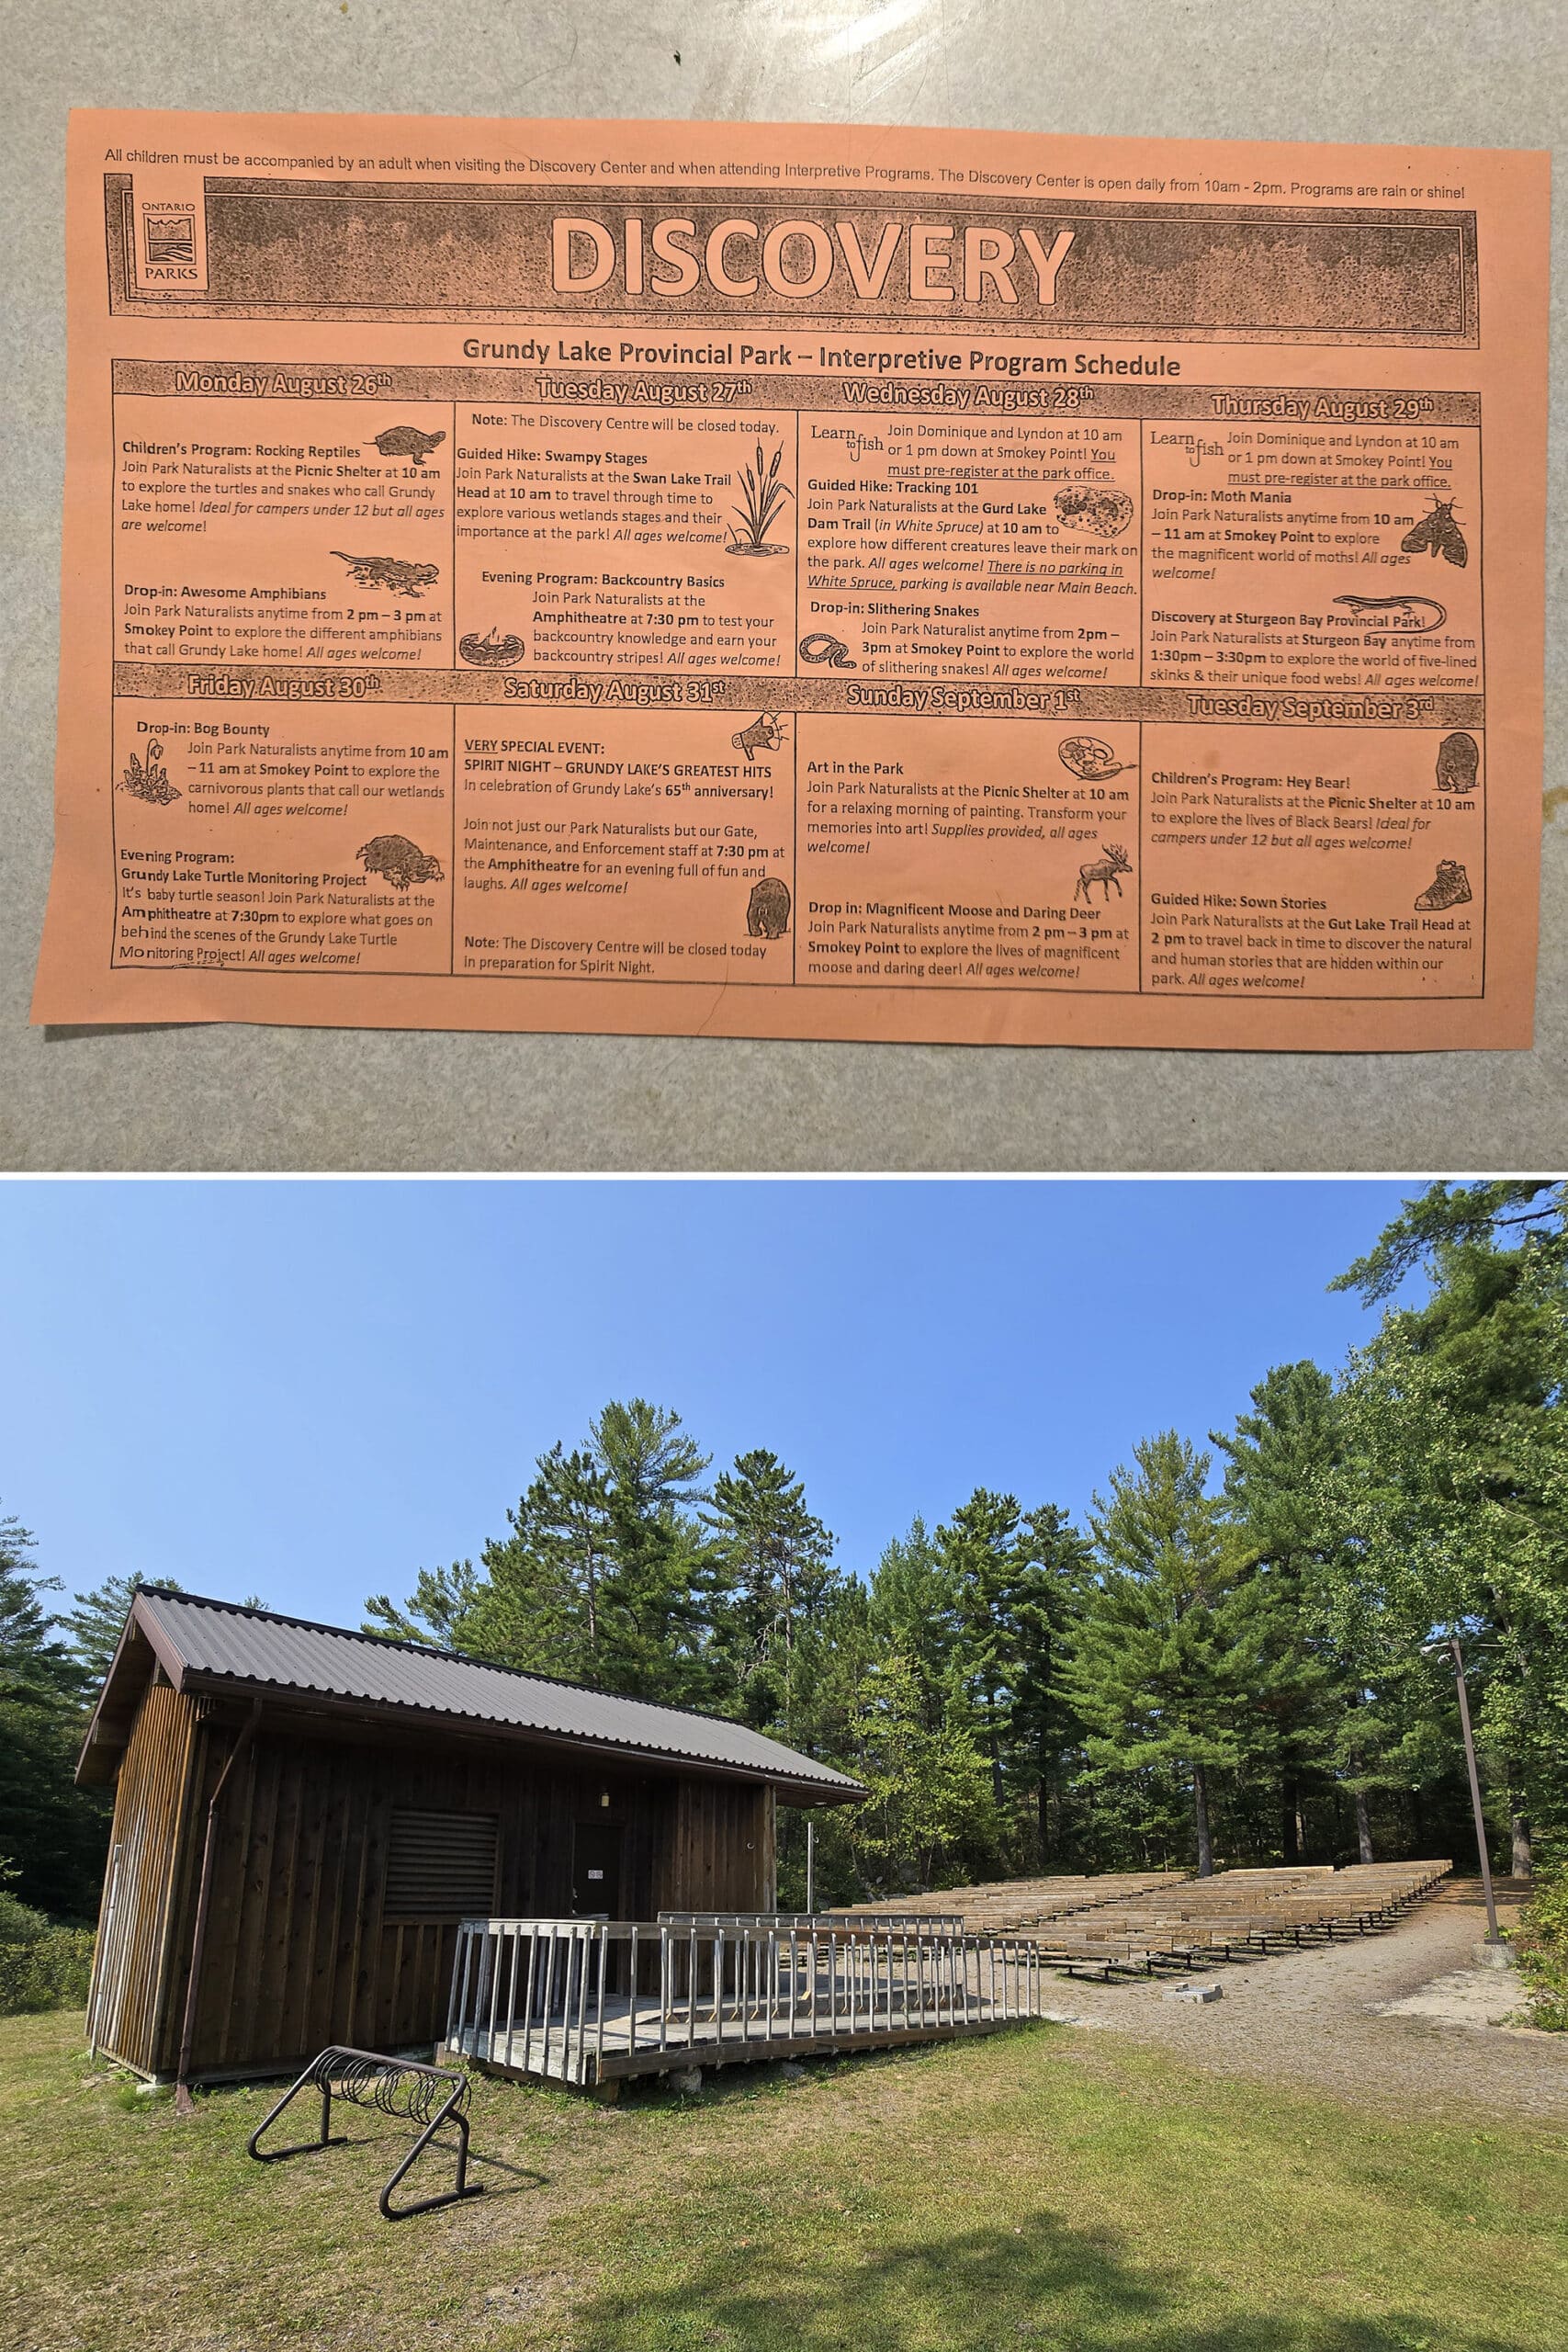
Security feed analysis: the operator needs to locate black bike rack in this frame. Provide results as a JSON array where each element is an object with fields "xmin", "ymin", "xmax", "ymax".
[{"xmin": 247, "ymin": 2045, "xmax": 485, "ymax": 2221}]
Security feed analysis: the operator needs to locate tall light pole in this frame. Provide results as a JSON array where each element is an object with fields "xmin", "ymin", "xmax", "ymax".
[{"xmin": 1423, "ymin": 1634, "xmax": 1502, "ymax": 1945}]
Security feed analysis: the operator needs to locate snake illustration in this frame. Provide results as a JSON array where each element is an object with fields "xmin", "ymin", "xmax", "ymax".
[
  {"xmin": 798, "ymin": 631, "xmax": 857, "ymax": 668},
  {"xmin": 1332, "ymin": 594, "xmax": 1448, "ymax": 636}
]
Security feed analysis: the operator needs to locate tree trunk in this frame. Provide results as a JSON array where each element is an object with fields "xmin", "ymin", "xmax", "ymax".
[
  {"xmin": 1280, "ymin": 1778, "xmax": 1299, "ymax": 1863},
  {"xmin": 1192, "ymin": 1762, "xmax": 1213, "ymax": 1878},
  {"xmin": 1511, "ymin": 1805, "xmax": 1532, "ymax": 1882},
  {"xmin": 1355, "ymin": 1789, "xmax": 1374, "ymax": 1865}
]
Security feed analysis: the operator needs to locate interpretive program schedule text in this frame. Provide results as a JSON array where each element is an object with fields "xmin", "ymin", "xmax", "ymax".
[
  {"xmin": 108, "ymin": 368, "xmax": 1487, "ymax": 1001},
  {"xmin": 33, "ymin": 112, "xmax": 1547, "ymax": 1045}
]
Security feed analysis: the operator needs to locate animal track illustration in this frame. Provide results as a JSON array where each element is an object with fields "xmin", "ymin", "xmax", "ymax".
[{"xmin": 1054, "ymin": 486, "xmax": 1134, "ymax": 539}]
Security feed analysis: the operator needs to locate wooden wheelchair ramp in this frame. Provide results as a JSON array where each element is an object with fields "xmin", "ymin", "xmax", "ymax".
[{"xmin": 442, "ymin": 1915, "xmax": 1049, "ymax": 2089}]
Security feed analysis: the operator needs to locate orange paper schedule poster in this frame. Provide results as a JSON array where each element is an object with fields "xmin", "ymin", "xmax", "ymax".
[{"xmin": 34, "ymin": 111, "xmax": 1549, "ymax": 1046}]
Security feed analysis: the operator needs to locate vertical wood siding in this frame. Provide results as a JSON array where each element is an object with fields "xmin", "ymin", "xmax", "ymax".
[
  {"xmin": 85, "ymin": 1679, "xmax": 199, "ymax": 2074},
  {"xmin": 128, "ymin": 1708, "xmax": 773, "ymax": 2078}
]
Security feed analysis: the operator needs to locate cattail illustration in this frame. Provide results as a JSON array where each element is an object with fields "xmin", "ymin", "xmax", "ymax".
[{"xmin": 728, "ymin": 443, "xmax": 791, "ymax": 556}]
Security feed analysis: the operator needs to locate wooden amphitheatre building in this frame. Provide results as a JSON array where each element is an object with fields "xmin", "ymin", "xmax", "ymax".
[{"xmin": 76, "ymin": 1587, "xmax": 862, "ymax": 2085}]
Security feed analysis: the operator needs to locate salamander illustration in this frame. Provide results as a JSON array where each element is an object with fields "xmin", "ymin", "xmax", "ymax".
[
  {"xmin": 1333, "ymin": 594, "xmax": 1447, "ymax": 636},
  {"xmin": 331, "ymin": 552, "xmax": 441, "ymax": 597},
  {"xmin": 368, "ymin": 425, "xmax": 446, "ymax": 465},
  {"xmin": 356, "ymin": 835, "xmax": 445, "ymax": 890}
]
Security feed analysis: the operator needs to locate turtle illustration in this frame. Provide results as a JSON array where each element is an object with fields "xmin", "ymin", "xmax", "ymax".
[
  {"xmin": 369, "ymin": 425, "xmax": 446, "ymax": 466},
  {"xmin": 356, "ymin": 835, "xmax": 445, "ymax": 891}
]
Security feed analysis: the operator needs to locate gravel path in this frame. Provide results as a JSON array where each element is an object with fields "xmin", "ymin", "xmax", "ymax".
[{"xmin": 1035, "ymin": 1885, "xmax": 1568, "ymax": 2121}]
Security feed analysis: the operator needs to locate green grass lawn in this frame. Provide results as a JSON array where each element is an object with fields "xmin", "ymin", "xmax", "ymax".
[{"xmin": 3, "ymin": 2008, "xmax": 1564, "ymax": 2352}]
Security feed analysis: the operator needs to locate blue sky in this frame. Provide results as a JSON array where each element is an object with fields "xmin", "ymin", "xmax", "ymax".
[{"xmin": 0, "ymin": 1179, "xmax": 1421, "ymax": 1632}]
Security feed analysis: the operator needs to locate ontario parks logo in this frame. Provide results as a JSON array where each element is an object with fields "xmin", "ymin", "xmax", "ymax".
[{"xmin": 141, "ymin": 209, "xmax": 198, "ymax": 281}]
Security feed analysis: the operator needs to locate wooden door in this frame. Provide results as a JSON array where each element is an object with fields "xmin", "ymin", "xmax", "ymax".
[{"xmin": 571, "ymin": 1820, "xmax": 624, "ymax": 1917}]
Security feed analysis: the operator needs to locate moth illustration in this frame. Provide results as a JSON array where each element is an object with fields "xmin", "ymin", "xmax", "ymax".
[{"xmin": 1400, "ymin": 496, "xmax": 1467, "ymax": 568}]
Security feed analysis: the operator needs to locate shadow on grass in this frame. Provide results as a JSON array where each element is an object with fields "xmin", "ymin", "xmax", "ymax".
[
  {"xmin": 247, "ymin": 2121, "xmax": 546, "ymax": 2205},
  {"xmin": 572, "ymin": 2210, "xmax": 1525, "ymax": 2352}
]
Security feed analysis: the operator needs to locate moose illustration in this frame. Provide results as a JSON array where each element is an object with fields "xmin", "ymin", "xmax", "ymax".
[{"xmin": 1075, "ymin": 842, "xmax": 1132, "ymax": 905}]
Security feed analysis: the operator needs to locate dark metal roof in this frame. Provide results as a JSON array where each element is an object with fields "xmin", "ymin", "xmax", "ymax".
[{"xmin": 84, "ymin": 1587, "xmax": 861, "ymax": 1800}]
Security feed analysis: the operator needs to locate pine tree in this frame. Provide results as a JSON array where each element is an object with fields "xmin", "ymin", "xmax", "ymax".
[
  {"xmin": 1067, "ymin": 1433, "xmax": 1285, "ymax": 1875},
  {"xmin": 1213, "ymin": 1363, "xmax": 1343, "ymax": 1860},
  {"xmin": 933, "ymin": 1492, "xmax": 1091, "ymax": 1865},
  {"xmin": 0, "ymin": 1509, "xmax": 110, "ymax": 1918},
  {"xmin": 865, "ymin": 1517, "xmax": 963, "ymax": 1712},
  {"xmin": 1010, "ymin": 1504, "xmax": 1094, "ymax": 1866},
  {"xmin": 63, "ymin": 1572, "xmax": 185, "ymax": 1686},
  {"xmin": 839, "ymin": 1649, "xmax": 994, "ymax": 1896},
  {"xmin": 467, "ymin": 1445, "xmax": 613, "ymax": 1681},
  {"xmin": 705, "ymin": 1449, "xmax": 837, "ymax": 1736},
  {"xmin": 1326, "ymin": 1182, "xmax": 1568, "ymax": 1876},
  {"xmin": 365, "ymin": 1560, "xmax": 486, "ymax": 1650}
]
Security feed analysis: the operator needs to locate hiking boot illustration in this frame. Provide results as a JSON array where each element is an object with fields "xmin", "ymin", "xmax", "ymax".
[{"xmin": 1415, "ymin": 860, "xmax": 1472, "ymax": 911}]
